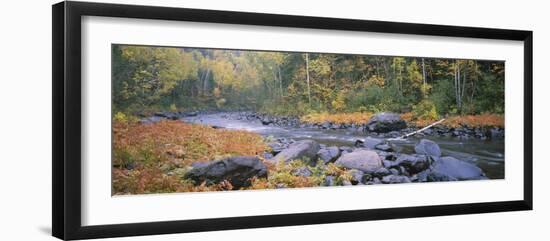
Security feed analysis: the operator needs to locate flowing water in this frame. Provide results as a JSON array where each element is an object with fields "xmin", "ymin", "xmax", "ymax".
[{"xmin": 182, "ymin": 112, "xmax": 504, "ymax": 179}]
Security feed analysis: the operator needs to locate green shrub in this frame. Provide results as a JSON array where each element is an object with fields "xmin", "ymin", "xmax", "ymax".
[
  {"xmin": 169, "ymin": 103, "xmax": 178, "ymax": 112},
  {"xmin": 412, "ymin": 99, "xmax": 438, "ymax": 120}
]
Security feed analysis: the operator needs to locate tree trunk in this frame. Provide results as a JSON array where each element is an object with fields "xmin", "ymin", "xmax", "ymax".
[
  {"xmin": 305, "ymin": 53, "xmax": 311, "ymax": 105},
  {"xmin": 456, "ymin": 64, "xmax": 462, "ymax": 110},
  {"xmin": 278, "ymin": 66, "xmax": 283, "ymax": 98},
  {"xmin": 422, "ymin": 58, "xmax": 426, "ymax": 85},
  {"xmin": 422, "ymin": 58, "xmax": 427, "ymax": 97},
  {"xmin": 454, "ymin": 61, "xmax": 459, "ymax": 109},
  {"xmin": 203, "ymin": 69, "xmax": 210, "ymax": 95}
]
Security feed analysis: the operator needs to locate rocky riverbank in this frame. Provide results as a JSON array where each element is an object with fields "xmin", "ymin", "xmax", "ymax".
[
  {"xmin": 123, "ymin": 111, "xmax": 500, "ymax": 192},
  {"xmin": 184, "ymin": 137, "xmax": 488, "ymax": 189},
  {"xmin": 145, "ymin": 111, "xmax": 504, "ymax": 140},
  {"xmin": 244, "ymin": 112, "xmax": 504, "ymax": 140}
]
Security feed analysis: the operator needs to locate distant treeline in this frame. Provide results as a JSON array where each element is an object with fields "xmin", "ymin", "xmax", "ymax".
[{"xmin": 112, "ymin": 45, "xmax": 504, "ymax": 118}]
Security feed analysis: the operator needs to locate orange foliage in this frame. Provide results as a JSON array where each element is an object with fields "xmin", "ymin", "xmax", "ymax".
[
  {"xmin": 399, "ymin": 112, "xmax": 415, "ymax": 123},
  {"xmin": 112, "ymin": 120, "xmax": 268, "ymax": 195},
  {"xmin": 401, "ymin": 112, "xmax": 504, "ymax": 128},
  {"xmin": 300, "ymin": 111, "xmax": 503, "ymax": 129},
  {"xmin": 300, "ymin": 112, "xmax": 374, "ymax": 125},
  {"xmin": 444, "ymin": 114, "xmax": 504, "ymax": 128}
]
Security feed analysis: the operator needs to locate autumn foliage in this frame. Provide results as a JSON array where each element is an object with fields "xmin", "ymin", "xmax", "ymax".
[
  {"xmin": 301, "ymin": 112, "xmax": 374, "ymax": 125},
  {"xmin": 112, "ymin": 120, "xmax": 267, "ymax": 195},
  {"xmin": 300, "ymin": 111, "xmax": 503, "ymax": 129}
]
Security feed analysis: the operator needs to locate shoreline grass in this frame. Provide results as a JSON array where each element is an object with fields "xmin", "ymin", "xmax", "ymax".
[{"xmin": 301, "ymin": 112, "xmax": 504, "ymax": 129}]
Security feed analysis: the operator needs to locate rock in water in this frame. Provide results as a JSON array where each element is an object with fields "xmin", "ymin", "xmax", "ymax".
[
  {"xmin": 375, "ymin": 143, "xmax": 394, "ymax": 152},
  {"xmin": 270, "ymin": 140, "xmax": 320, "ymax": 164},
  {"xmin": 334, "ymin": 150, "xmax": 383, "ymax": 174},
  {"xmin": 357, "ymin": 136, "xmax": 383, "ymax": 149},
  {"xmin": 184, "ymin": 156, "xmax": 267, "ymax": 189},
  {"xmin": 317, "ymin": 146, "xmax": 341, "ymax": 164},
  {"xmin": 366, "ymin": 112, "xmax": 407, "ymax": 133},
  {"xmin": 261, "ymin": 117, "xmax": 273, "ymax": 125},
  {"xmin": 421, "ymin": 156, "xmax": 487, "ymax": 181},
  {"xmin": 414, "ymin": 139, "xmax": 442, "ymax": 157}
]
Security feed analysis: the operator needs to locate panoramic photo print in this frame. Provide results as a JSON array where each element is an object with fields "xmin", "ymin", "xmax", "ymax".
[{"xmin": 111, "ymin": 44, "xmax": 505, "ymax": 195}]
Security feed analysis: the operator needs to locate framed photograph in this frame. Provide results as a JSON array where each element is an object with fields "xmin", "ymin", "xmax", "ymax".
[{"xmin": 52, "ymin": 1, "xmax": 533, "ymax": 240}]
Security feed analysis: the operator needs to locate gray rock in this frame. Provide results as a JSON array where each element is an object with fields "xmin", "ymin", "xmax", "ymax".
[
  {"xmin": 270, "ymin": 140, "xmax": 320, "ymax": 164},
  {"xmin": 414, "ymin": 139, "xmax": 442, "ymax": 157},
  {"xmin": 334, "ymin": 150, "xmax": 383, "ymax": 174},
  {"xmin": 381, "ymin": 175, "xmax": 411, "ymax": 184},
  {"xmin": 292, "ymin": 166, "xmax": 312, "ymax": 177},
  {"xmin": 389, "ymin": 168, "xmax": 400, "ymax": 175},
  {"xmin": 317, "ymin": 146, "xmax": 341, "ymax": 164},
  {"xmin": 431, "ymin": 156, "xmax": 487, "ymax": 180},
  {"xmin": 339, "ymin": 146, "xmax": 354, "ymax": 153},
  {"xmin": 356, "ymin": 137, "xmax": 383, "ymax": 149},
  {"xmin": 184, "ymin": 156, "xmax": 267, "ymax": 189},
  {"xmin": 383, "ymin": 160, "xmax": 396, "ymax": 168},
  {"xmin": 488, "ymin": 128, "xmax": 504, "ymax": 139},
  {"xmin": 394, "ymin": 154, "xmax": 431, "ymax": 174},
  {"xmin": 263, "ymin": 152, "xmax": 274, "ymax": 159},
  {"xmin": 139, "ymin": 116, "xmax": 163, "ymax": 124},
  {"xmin": 366, "ymin": 112, "xmax": 407, "ymax": 133},
  {"xmin": 420, "ymin": 156, "xmax": 487, "ymax": 181},
  {"xmin": 399, "ymin": 166, "xmax": 409, "ymax": 176},
  {"xmin": 261, "ymin": 117, "xmax": 273, "ymax": 125},
  {"xmin": 349, "ymin": 169, "xmax": 365, "ymax": 184},
  {"xmin": 373, "ymin": 167, "xmax": 392, "ymax": 177},
  {"xmin": 375, "ymin": 143, "xmax": 394, "ymax": 152},
  {"xmin": 267, "ymin": 142, "xmax": 286, "ymax": 155},
  {"xmin": 324, "ymin": 175, "xmax": 336, "ymax": 186}
]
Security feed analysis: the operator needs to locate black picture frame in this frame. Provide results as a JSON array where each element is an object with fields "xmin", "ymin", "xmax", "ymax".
[{"xmin": 52, "ymin": 1, "xmax": 533, "ymax": 240}]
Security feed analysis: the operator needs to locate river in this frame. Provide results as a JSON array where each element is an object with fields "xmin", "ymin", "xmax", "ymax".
[{"xmin": 182, "ymin": 112, "xmax": 504, "ymax": 179}]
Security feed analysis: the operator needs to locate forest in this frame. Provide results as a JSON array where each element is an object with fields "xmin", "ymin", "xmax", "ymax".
[
  {"xmin": 111, "ymin": 44, "xmax": 505, "ymax": 195},
  {"xmin": 112, "ymin": 45, "xmax": 504, "ymax": 119}
]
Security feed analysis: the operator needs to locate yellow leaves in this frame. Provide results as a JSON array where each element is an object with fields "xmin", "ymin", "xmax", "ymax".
[
  {"xmin": 301, "ymin": 112, "xmax": 374, "ymax": 125},
  {"xmin": 402, "ymin": 112, "xmax": 504, "ymax": 128},
  {"xmin": 301, "ymin": 111, "xmax": 503, "ymax": 129},
  {"xmin": 213, "ymin": 87, "xmax": 222, "ymax": 98},
  {"xmin": 367, "ymin": 75, "xmax": 385, "ymax": 87},
  {"xmin": 331, "ymin": 90, "xmax": 347, "ymax": 112}
]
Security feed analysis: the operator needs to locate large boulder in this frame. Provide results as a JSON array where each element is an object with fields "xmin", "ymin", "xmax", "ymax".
[
  {"xmin": 334, "ymin": 149, "xmax": 383, "ymax": 174},
  {"xmin": 270, "ymin": 140, "xmax": 320, "ymax": 164},
  {"xmin": 418, "ymin": 156, "xmax": 487, "ymax": 181},
  {"xmin": 184, "ymin": 156, "xmax": 267, "ymax": 189},
  {"xmin": 366, "ymin": 112, "xmax": 407, "ymax": 133},
  {"xmin": 317, "ymin": 146, "xmax": 341, "ymax": 164},
  {"xmin": 414, "ymin": 139, "xmax": 442, "ymax": 157}
]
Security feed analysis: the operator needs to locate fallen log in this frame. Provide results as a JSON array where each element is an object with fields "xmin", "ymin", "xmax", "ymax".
[{"xmin": 398, "ymin": 118, "xmax": 446, "ymax": 139}]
